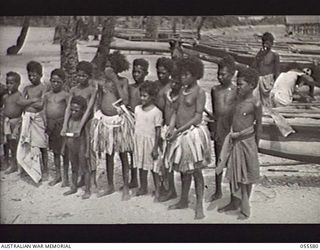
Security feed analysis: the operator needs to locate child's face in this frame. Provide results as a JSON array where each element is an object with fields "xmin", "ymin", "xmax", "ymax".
[
  {"xmin": 262, "ymin": 40, "xmax": 273, "ymax": 51},
  {"xmin": 237, "ymin": 77, "xmax": 253, "ymax": 97},
  {"xmin": 50, "ymin": 75, "xmax": 63, "ymax": 93},
  {"xmin": 70, "ymin": 103, "xmax": 83, "ymax": 120},
  {"xmin": 140, "ymin": 91, "xmax": 152, "ymax": 106},
  {"xmin": 28, "ymin": 71, "xmax": 41, "ymax": 85},
  {"xmin": 180, "ymin": 70, "xmax": 195, "ymax": 87},
  {"xmin": 6, "ymin": 76, "xmax": 19, "ymax": 94},
  {"xmin": 217, "ymin": 66, "xmax": 233, "ymax": 85},
  {"xmin": 132, "ymin": 65, "xmax": 147, "ymax": 83},
  {"xmin": 157, "ymin": 66, "xmax": 170, "ymax": 83},
  {"xmin": 77, "ymin": 70, "xmax": 89, "ymax": 86}
]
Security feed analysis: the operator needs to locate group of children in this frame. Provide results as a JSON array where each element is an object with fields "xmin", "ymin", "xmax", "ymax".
[{"xmin": 0, "ymin": 50, "xmax": 262, "ymax": 220}]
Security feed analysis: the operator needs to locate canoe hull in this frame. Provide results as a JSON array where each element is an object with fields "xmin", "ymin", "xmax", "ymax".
[{"xmin": 259, "ymin": 122, "xmax": 320, "ymax": 164}]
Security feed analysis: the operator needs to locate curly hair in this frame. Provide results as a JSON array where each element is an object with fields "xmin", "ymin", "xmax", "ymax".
[
  {"xmin": 133, "ymin": 58, "xmax": 149, "ymax": 72},
  {"xmin": 106, "ymin": 51, "xmax": 130, "ymax": 74},
  {"xmin": 6, "ymin": 71, "xmax": 21, "ymax": 84},
  {"xmin": 156, "ymin": 57, "xmax": 174, "ymax": 75},
  {"xmin": 176, "ymin": 56, "xmax": 204, "ymax": 80},
  {"xmin": 26, "ymin": 61, "xmax": 42, "ymax": 75},
  {"xmin": 237, "ymin": 67, "xmax": 259, "ymax": 89},
  {"xmin": 76, "ymin": 61, "xmax": 93, "ymax": 77},
  {"xmin": 139, "ymin": 80, "xmax": 158, "ymax": 100},
  {"xmin": 51, "ymin": 68, "xmax": 65, "ymax": 81},
  {"xmin": 218, "ymin": 54, "xmax": 236, "ymax": 74},
  {"xmin": 262, "ymin": 32, "xmax": 274, "ymax": 44},
  {"xmin": 71, "ymin": 95, "xmax": 87, "ymax": 111}
]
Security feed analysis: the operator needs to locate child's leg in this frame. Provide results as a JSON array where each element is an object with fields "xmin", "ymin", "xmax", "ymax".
[
  {"xmin": 61, "ymin": 149, "xmax": 69, "ymax": 187},
  {"xmin": 49, "ymin": 153, "xmax": 62, "ymax": 186},
  {"xmin": 119, "ymin": 152, "xmax": 130, "ymax": 201},
  {"xmin": 209, "ymin": 142, "xmax": 223, "ymax": 201},
  {"xmin": 97, "ymin": 153, "xmax": 115, "ymax": 197},
  {"xmin": 63, "ymin": 150, "xmax": 78, "ymax": 196},
  {"xmin": 136, "ymin": 169, "xmax": 148, "ymax": 196},
  {"xmin": 193, "ymin": 169, "xmax": 205, "ymax": 219},
  {"xmin": 159, "ymin": 170, "xmax": 177, "ymax": 202},
  {"xmin": 151, "ymin": 171, "xmax": 161, "ymax": 202},
  {"xmin": 238, "ymin": 184, "xmax": 251, "ymax": 220},
  {"xmin": 40, "ymin": 148, "xmax": 48, "ymax": 181},
  {"xmin": 218, "ymin": 184, "xmax": 241, "ymax": 213},
  {"xmin": 2, "ymin": 142, "xmax": 10, "ymax": 170},
  {"xmin": 128, "ymin": 152, "xmax": 138, "ymax": 188},
  {"xmin": 5, "ymin": 139, "xmax": 18, "ymax": 174},
  {"xmin": 168, "ymin": 172, "xmax": 191, "ymax": 210}
]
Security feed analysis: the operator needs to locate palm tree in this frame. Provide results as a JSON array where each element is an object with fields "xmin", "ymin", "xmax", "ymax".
[
  {"xmin": 145, "ymin": 16, "xmax": 160, "ymax": 40},
  {"xmin": 7, "ymin": 16, "xmax": 30, "ymax": 55},
  {"xmin": 60, "ymin": 16, "xmax": 79, "ymax": 89}
]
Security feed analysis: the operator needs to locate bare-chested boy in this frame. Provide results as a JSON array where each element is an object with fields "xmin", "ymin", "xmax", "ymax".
[
  {"xmin": 91, "ymin": 51, "xmax": 133, "ymax": 200},
  {"xmin": 61, "ymin": 61, "xmax": 98, "ymax": 188},
  {"xmin": 43, "ymin": 69, "xmax": 70, "ymax": 186},
  {"xmin": 154, "ymin": 57, "xmax": 179, "ymax": 202},
  {"xmin": 3, "ymin": 72, "xmax": 38, "ymax": 174},
  {"xmin": 63, "ymin": 95, "xmax": 92, "ymax": 199},
  {"xmin": 127, "ymin": 58, "xmax": 149, "ymax": 188},
  {"xmin": 252, "ymin": 32, "xmax": 280, "ymax": 107},
  {"xmin": 17, "ymin": 61, "xmax": 49, "ymax": 182},
  {"xmin": 166, "ymin": 57, "xmax": 212, "ymax": 220},
  {"xmin": 216, "ymin": 67, "xmax": 262, "ymax": 220},
  {"xmin": 208, "ymin": 55, "xmax": 238, "ymax": 202}
]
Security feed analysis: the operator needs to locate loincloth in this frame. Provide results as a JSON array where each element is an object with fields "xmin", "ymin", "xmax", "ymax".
[
  {"xmin": 3, "ymin": 116, "xmax": 22, "ymax": 142},
  {"xmin": 216, "ymin": 126, "xmax": 260, "ymax": 198},
  {"xmin": 47, "ymin": 117, "xmax": 64, "ymax": 154},
  {"xmin": 167, "ymin": 123, "xmax": 212, "ymax": 173},
  {"xmin": 253, "ymin": 74, "xmax": 274, "ymax": 107},
  {"xmin": 90, "ymin": 110, "xmax": 134, "ymax": 155}
]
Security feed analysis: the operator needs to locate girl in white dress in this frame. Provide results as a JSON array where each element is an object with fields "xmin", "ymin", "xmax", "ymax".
[{"xmin": 134, "ymin": 81, "xmax": 163, "ymax": 201}]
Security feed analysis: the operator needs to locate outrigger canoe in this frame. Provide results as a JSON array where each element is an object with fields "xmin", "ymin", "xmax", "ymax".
[{"xmin": 260, "ymin": 109, "xmax": 320, "ymax": 164}]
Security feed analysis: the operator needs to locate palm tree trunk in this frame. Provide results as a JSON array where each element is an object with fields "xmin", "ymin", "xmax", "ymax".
[
  {"xmin": 7, "ymin": 16, "xmax": 30, "ymax": 55},
  {"xmin": 91, "ymin": 16, "xmax": 116, "ymax": 72},
  {"xmin": 145, "ymin": 16, "xmax": 159, "ymax": 40},
  {"xmin": 60, "ymin": 16, "xmax": 79, "ymax": 89}
]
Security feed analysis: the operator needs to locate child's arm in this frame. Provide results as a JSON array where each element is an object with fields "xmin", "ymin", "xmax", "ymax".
[
  {"xmin": 42, "ymin": 93, "xmax": 48, "ymax": 128},
  {"xmin": 254, "ymin": 99, "xmax": 263, "ymax": 146},
  {"xmin": 209, "ymin": 87, "xmax": 215, "ymax": 119},
  {"xmin": 175, "ymin": 89, "xmax": 205, "ymax": 134},
  {"xmin": 105, "ymin": 68, "xmax": 129, "ymax": 106},
  {"xmin": 77, "ymin": 86, "xmax": 98, "ymax": 136},
  {"xmin": 16, "ymin": 92, "xmax": 39, "ymax": 107},
  {"xmin": 152, "ymin": 126, "xmax": 161, "ymax": 160},
  {"xmin": 61, "ymin": 91, "xmax": 73, "ymax": 136},
  {"xmin": 273, "ymin": 52, "xmax": 280, "ymax": 80}
]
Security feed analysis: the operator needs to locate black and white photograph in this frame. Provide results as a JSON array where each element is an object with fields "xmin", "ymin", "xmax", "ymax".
[{"xmin": 0, "ymin": 15, "xmax": 319, "ymax": 225}]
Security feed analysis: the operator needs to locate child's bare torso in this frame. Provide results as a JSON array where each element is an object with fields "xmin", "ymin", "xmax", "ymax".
[
  {"xmin": 176, "ymin": 85, "xmax": 201, "ymax": 129},
  {"xmin": 232, "ymin": 95, "xmax": 256, "ymax": 132},
  {"xmin": 71, "ymin": 85, "xmax": 92, "ymax": 102},
  {"xmin": 258, "ymin": 50, "xmax": 277, "ymax": 76},
  {"xmin": 25, "ymin": 84, "xmax": 46, "ymax": 113},
  {"xmin": 128, "ymin": 83, "xmax": 141, "ymax": 111},
  {"xmin": 46, "ymin": 90, "xmax": 69, "ymax": 119},
  {"xmin": 212, "ymin": 84, "xmax": 237, "ymax": 117},
  {"xmin": 3, "ymin": 92, "xmax": 23, "ymax": 119},
  {"xmin": 99, "ymin": 79, "xmax": 124, "ymax": 116}
]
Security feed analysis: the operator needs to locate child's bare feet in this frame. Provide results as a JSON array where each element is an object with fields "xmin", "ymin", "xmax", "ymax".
[
  {"xmin": 207, "ymin": 191, "xmax": 222, "ymax": 202},
  {"xmin": 97, "ymin": 186, "xmax": 115, "ymax": 198},
  {"xmin": 63, "ymin": 188, "xmax": 77, "ymax": 196},
  {"xmin": 49, "ymin": 177, "xmax": 62, "ymax": 186},
  {"xmin": 168, "ymin": 201, "xmax": 188, "ymax": 210},
  {"xmin": 194, "ymin": 208, "xmax": 205, "ymax": 220},
  {"xmin": 218, "ymin": 201, "xmax": 239, "ymax": 213},
  {"xmin": 136, "ymin": 188, "xmax": 148, "ymax": 196},
  {"xmin": 237, "ymin": 212, "xmax": 249, "ymax": 220},
  {"xmin": 61, "ymin": 179, "xmax": 69, "ymax": 187},
  {"xmin": 159, "ymin": 191, "xmax": 177, "ymax": 202},
  {"xmin": 82, "ymin": 191, "xmax": 91, "ymax": 200},
  {"xmin": 5, "ymin": 166, "xmax": 18, "ymax": 175},
  {"xmin": 41, "ymin": 172, "xmax": 49, "ymax": 182},
  {"xmin": 77, "ymin": 177, "xmax": 85, "ymax": 188}
]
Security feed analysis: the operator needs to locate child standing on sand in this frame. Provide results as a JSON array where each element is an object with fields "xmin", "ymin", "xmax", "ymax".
[
  {"xmin": 216, "ymin": 67, "xmax": 262, "ymax": 220},
  {"xmin": 133, "ymin": 81, "xmax": 163, "ymax": 201},
  {"xmin": 43, "ymin": 69, "xmax": 70, "ymax": 187}
]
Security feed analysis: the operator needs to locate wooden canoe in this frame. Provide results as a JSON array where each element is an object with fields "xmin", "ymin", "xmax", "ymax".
[{"xmin": 259, "ymin": 116, "xmax": 320, "ymax": 164}]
